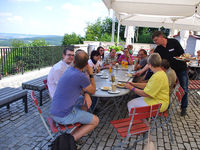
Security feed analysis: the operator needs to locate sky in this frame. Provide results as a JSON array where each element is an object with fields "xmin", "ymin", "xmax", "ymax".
[{"xmin": 0, "ymin": 0, "xmax": 111, "ymax": 36}]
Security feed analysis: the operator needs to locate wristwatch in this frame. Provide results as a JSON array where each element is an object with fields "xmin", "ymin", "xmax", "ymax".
[{"xmin": 89, "ymin": 74, "xmax": 94, "ymax": 78}]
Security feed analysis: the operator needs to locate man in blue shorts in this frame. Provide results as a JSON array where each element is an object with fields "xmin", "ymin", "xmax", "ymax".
[{"xmin": 50, "ymin": 50, "xmax": 99, "ymax": 141}]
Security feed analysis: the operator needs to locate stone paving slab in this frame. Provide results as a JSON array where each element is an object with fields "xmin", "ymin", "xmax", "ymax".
[{"xmin": 0, "ymin": 68, "xmax": 200, "ymax": 149}]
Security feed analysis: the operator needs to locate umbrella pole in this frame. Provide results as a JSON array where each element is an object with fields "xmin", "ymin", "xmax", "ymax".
[{"xmin": 117, "ymin": 20, "xmax": 120, "ymax": 46}]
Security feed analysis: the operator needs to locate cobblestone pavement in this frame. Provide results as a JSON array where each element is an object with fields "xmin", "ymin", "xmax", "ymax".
[{"xmin": 0, "ymin": 68, "xmax": 200, "ymax": 150}]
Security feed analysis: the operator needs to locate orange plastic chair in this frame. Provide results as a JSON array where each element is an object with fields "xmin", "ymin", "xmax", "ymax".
[
  {"xmin": 31, "ymin": 91, "xmax": 81, "ymax": 140},
  {"xmin": 110, "ymin": 103, "xmax": 161, "ymax": 149}
]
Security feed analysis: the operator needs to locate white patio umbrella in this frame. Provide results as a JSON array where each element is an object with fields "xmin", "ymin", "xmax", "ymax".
[{"xmin": 103, "ymin": 0, "xmax": 200, "ymax": 42}]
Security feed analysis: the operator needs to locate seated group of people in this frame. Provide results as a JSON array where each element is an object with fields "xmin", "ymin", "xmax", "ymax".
[
  {"xmin": 47, "ymin": 38, "xmax": 178, "ymax": 142},
  {"xmin": 88, "ymin": 45, "xmax": 149, "ymax": 73}
]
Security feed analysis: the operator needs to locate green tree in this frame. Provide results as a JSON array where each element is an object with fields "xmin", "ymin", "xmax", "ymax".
[
  {"xmin": 85, "ymin": 18, "xmax": 102, "ymax": 41},
  {"xmin": 62, "ymin": 32, "xmax": 83, "ymax": 46},
  {"xmin": 29, "ymin": 39, "xmax": 48, "ymax": 47},
  {"xmin": 11, "ymin": 38, "xmax": 49, "ymax": 47},
  {"xmin": 85, "ymin": 17, "xmax": 126, "ymax": 42},
  {"xmin": 11, "ymin": 39, "xmax": 27, "ymax": 47}
]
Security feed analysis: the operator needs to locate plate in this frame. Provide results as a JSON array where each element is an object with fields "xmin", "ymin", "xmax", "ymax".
[
  {"xmin": 96, "ymin": 73, "xmax": 103, "ymax": 76},
  {"xmin": 101, "ymin": 86, "xmax": 111, "ymax": 91},
  {"xmin": 118, "ymin": 79, "xmax": 128, "ymax": 83},
  {"xmin": 117, "ymin": 83, "xmax": 126, "ymax": 88},
  {"xmin": 174, "ymin": 57, "xmax": 196, "ymax": 62},
  {"xmin": 121, "ymin": 68, "xmax": 128, "ymax": 70},
  {"xmin": 174, "ymin": 57, "xmax": 185, "ymax": 61},
  {"xmin": 126, "ymin": 73, "xmax": 133, "ymax": 77},
  {"xmin": 108, "ymin": 90, "xmax": 120, "ymax": 94},
  {"xmin": 100, "ymin": 75, "xmax": 109, "ymax": 79},
  {"xmin": 113, "ymin": 67, "xmax": 120, "ymax": 70}
]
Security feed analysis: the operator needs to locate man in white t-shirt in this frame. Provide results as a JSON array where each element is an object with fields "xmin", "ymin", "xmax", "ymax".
[{"xmin": 47, "ymin": 48, "xmax": 74, "ymax": 98}]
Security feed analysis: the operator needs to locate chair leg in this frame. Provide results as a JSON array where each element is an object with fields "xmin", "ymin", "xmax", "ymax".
[
  {"xmin": 23, "ymin": 96, "xmax": 28, "ymax": 113},
  {"xmin": 168, "ymin": 123, "xmax": 174, "ymax": 143},
  {"xmin": 7, "ymin": 104, "xmax": 10, "ymax": 109},
  {"xmin": 40, "ymin": 91, "xmax": 43, "ymax": 106}
]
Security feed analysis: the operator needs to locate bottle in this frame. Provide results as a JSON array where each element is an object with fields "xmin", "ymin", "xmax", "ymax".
[
  {"xmin": 109, "ymin": 65, "xmax": 112, "ymax": 74},
  {"xmin": 111, "ymin": 73, "xmax": 115, "ymax": 82}
]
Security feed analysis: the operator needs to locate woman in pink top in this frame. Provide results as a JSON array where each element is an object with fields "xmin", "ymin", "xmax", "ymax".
[{"xmin": 118, "ymin": 48, "xmax": 134, "ymax": 65}]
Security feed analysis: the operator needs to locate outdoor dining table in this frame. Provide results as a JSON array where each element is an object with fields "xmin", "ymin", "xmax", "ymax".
[
  {"xmin": 188, "ymin": 62, "xmax": 200, "ymax": 80},
  {"xmin": 91, "ymin": 65, "xmax": 135, "ymax": 118}
]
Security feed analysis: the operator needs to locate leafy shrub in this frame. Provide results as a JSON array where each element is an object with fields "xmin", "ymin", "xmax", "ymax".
[{"xmin": 108, "ymin": 45, "xmax": 123, "ymax": 52}]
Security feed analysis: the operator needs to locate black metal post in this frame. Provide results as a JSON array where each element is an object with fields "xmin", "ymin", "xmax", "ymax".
[{"xmin": 38, "ymin": 47, "xmax": 40, "ymax": 70}]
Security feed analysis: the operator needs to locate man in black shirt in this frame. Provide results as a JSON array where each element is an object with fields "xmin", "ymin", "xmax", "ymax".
[{"xmin": 152, "ymin": 31, "xmax": 188, "ymax": 116}]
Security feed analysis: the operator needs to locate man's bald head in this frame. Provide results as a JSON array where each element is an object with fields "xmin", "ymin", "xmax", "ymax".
[{"xmin": 74, "ymin": 50, "xmax": 89, "ymax": 69}]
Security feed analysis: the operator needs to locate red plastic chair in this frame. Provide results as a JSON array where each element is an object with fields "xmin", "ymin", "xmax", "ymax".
[
  {"xmin": 188, "ymin": 80, "xmax": 200, "ymax": 105},
  {"xmin": 31, "ymin": 91, "xmax": 81, "ymax": 140},
  {"xmin": 110, "ymin": 103, "xmax": 161, "ymax": 149},
  {"xmin": 43, "ymin": 79, "xmax": 48, "ymax": 89},
  {"xmin": 43, "ymin": 79, "xmax": 52, "ymax": 99}
]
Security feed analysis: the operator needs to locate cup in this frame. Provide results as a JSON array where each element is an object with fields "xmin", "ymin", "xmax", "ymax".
[
  {"xmin": 115, "ymin": 63, "xmax": 119, "ymax": 69},
  {"xmin": 124, "ymin": 61, "xmax": 128, "ymax": 69},
  {"xmin": 102, "ymin": 71, "xmax": 107, "ymax": 77},
  {"xmin": 121, "ymin": 61, "xmax": 124, "ymax": 68},
  {"xmin": 112, "ymin": 83, "xmax": 117, "ymax": 92}
]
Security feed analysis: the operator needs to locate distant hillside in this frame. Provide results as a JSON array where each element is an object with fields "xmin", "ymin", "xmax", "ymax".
[{"xmin": 0, "ymin": 33, "xmax": 63, "ymax": 46}]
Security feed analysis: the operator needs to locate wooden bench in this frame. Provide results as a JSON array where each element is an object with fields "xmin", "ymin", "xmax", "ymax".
[
  {"xmin": 0, "ymin": 87, "xmax": 28, "ymax": 113},
  {"xmin": 22, "ymin": 75, "xmax": 47, "ymax": 106}
]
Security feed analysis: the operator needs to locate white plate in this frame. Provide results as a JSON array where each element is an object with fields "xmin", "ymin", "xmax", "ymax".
[
  {"xmin": 126, "ymin": 73, "xmax": 133, "ymax": 77},
  {"xmin": 96, "ymin": 73, "xmax": 103, "ymax": 76},
  {"xmin": 101, "ymin": 87, "xmax": 111, "ymax": 91},
  {"xmin": 100, "ymin": 75, "xmax": 108, "ymax": 79},
  {"xmin": 113, "ymin": 67, "xmax": 120, "ymax": 70},
  {"xmin": 108, "ymin": 90, "xmax": 120, "ymax": 94},
  {"xmin": 173, "ymin": 57, "xmax": 190, "ymax": 62},
  {"xmin": 118, "ymin": 79, "xmax": 128, "ymax": 83}
]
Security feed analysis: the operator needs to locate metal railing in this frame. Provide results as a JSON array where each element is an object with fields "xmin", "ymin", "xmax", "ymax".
[{"xmin": 0, "ymin": 46, "xmax": 67, "ymax": 79}]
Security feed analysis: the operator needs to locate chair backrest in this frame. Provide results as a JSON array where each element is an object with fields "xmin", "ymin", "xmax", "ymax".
[
  {"xmin": 176, "ymin": 86, "xmax": 184, "ymax": 102},
  {"xmin": 188, "ymin": 80, "xmax": 200, "ymax": 90},
  {"xmin": 31, "ymin": 90, "xmax": 54, "ymax": 139},
  {"xmin": 43, "ymin": 79, "xmax": 48, "ymax": 89},
  {"xmin": 165, "ymin": 83, "xmax": 184, "ymax": 121},
  {"xmin": 31, "ymin": 91, "xmax": 42, "ymax": 114},
  {"xmin": 129, "ymin": 103, "xmax": 161, "ymax": 120}
]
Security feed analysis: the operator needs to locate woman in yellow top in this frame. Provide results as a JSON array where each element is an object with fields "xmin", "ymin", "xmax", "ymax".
[{"xmin": 126, "ymin": 53, "xmax": 169, "ymax": 112}]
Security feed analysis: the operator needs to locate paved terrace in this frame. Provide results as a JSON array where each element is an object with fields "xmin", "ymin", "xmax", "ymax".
[{"xmin": 0, "ymin": 68, "xmax": 200, "ymax": 150}]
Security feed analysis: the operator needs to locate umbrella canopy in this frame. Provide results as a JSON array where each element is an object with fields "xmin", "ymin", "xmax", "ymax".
[
  {"xmin": 120, "ymin": 14, "xmax": 200, "ymax": 31},
  {"xmin": 103, "ymin": 0, "xmax": 200, "ymax": 16},
  {"xmin": 103, "ymin": 0, "xmax": 200, "ymax": 31}
]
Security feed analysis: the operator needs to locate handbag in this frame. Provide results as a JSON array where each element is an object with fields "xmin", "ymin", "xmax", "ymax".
[{"xmin": 143, "ymin": 105, "xmax": 156, "ymax": 150}]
